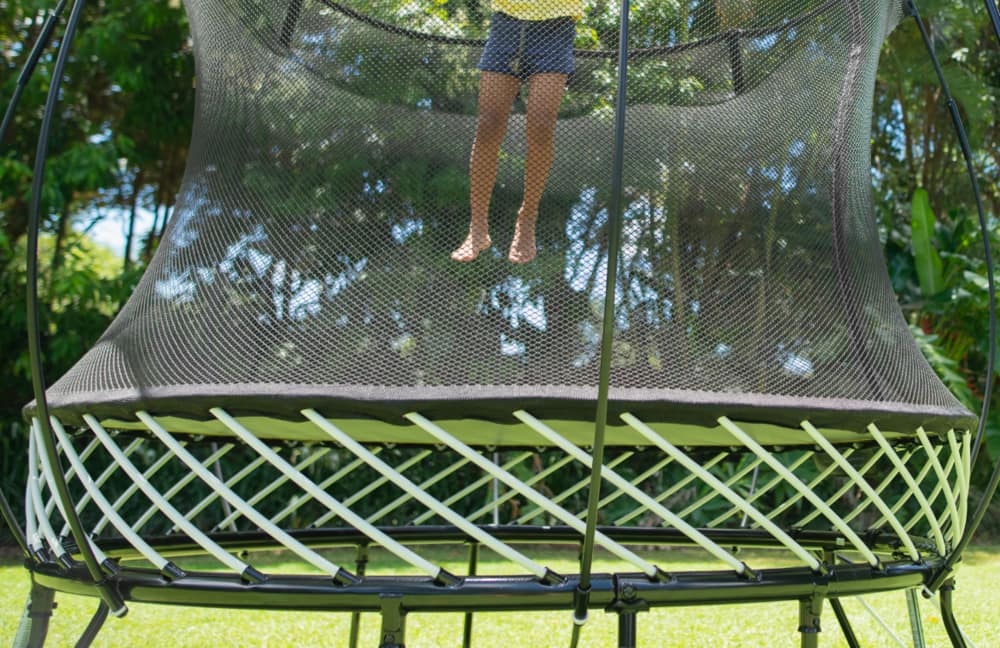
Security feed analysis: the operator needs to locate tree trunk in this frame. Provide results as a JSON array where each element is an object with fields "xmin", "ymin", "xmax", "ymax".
[{"xmin": 123, "ymin": 170, "xmax": 145, "ymax": 273}]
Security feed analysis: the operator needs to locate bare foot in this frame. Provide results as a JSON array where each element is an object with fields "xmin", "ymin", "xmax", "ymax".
[
  {"xmin": 508, "ymin": 216, "xmax": 536, "ymax": 264},
  {"xmin": 451, "ymin": 231, "xmax": 492, "ymax": 262}
]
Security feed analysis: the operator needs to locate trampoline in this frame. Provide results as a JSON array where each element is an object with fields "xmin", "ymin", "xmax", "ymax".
[{"xmin": 5, "ymin": 0, "xmax": 1000, "ymax": 645}]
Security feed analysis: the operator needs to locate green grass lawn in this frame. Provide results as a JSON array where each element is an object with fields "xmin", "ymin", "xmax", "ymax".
[{"xmin": 1, "ymin": 546, "xmax": 997, "ymax": 647}]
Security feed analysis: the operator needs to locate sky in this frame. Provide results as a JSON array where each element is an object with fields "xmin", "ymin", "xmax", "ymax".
[{"xmin": 83, "ymin": 206, "xmax": 157, "ymax": 260}]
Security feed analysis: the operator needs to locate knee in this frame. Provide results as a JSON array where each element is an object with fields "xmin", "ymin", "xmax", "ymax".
[
  {"xmin": 476, "ymin": 109, "xmax": 509, "ymax": 141},
  {"xmin": 526, "ymin": 118, "xmax": 556, "ymax": 146}
]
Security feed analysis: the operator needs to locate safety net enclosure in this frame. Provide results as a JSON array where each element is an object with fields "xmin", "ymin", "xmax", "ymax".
[
  {"xmin": 10, "ymin": 0, "xmax": 990, "ymax": 646},
  {"xmin": 34, "ymin": 0, "xmax": 973, "ymax": 444}
]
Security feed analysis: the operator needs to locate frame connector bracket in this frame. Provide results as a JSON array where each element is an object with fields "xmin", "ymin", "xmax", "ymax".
[{"xmin": 379, "ymin": 594, "xmax": 406, "ymax": 648}]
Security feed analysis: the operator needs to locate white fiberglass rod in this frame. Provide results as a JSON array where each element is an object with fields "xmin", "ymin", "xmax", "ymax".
[
  {"xmin": 125, "ymin": 446, "xmax": 190, "ymax": 533},
  {"xmin": 74, "ymin": 438, "xmax": 144, "ymax": 536},
  {"xmin": 269, "ymin": 453, "xmax": 375, "ymax": 527},
  {"xmin": 840, "ymin": 450, "xmax": 913, "ymax": 527},
  {"xmin": 949, "ymin": 431, "xmax": 969, "ymax": 532},
  {"xmin": 24, "ymin": 429, "xmax": 42, "ymax": 553},
  {"xmin": 718, "ymin": 417, "xmax": 879, "ymax": 567},
  {"xmin": 299, "ymin": 409, "xmax": 550, "ymax": 579},
  {"xmin": 47, "ymin": 437, "xmax": 104, "ymax": 520},
  {"xmin": 49, "ymin": 418, "xmax": 170, "ymax": 571},
  {"xmin": 916, "ymin": 428, "xmax": 960, "ymax": 544},
  {"xmin": 178, "ymin": 450, "xmax": 265, "ymax": 531},
  {"xmin": 770, "ymin": 448, "xmax": 857, "ymax": 525},
  {"xmin": 868, "ymin": 424, "xmax": 947, "ymax": 555},
  {"xmin": 28, "ymin": 462, "xmax": 69, "ymax": 560},
  {"xmin": 466, "ymin": 454, "xmax": 576, "ymax": 523},
  {"xmin": 708, "ymin": 452, "xmax": 814, "ymax": 528},
  {"xmin": 138, "ymin": 411, "xmax": 351, "ymax": 579},
  {"xmin": 519, "ymin": 452, "xmax": 635, "ymax": 524},
  {"xmin": 902, "ymin": 454, "xmax": 956, "ymax": 534},
  {"xmin": 581, "ymin": 452, "xmax": 660, "ymax": 520},
  {"xmin": 406, "ymin": 412, "xmax": 662, "ymax": 578},
  {"xmin": 27, "ymin": 427, "xmax": 67, "ymax": 559},
  {"xmin": 677, "ymin": 456, "xmax": 764, "ymax": 519},
  {"xmin": 311, "ymin": 449, "xmax": 431, "ymax": 528},
  {"xmin": 855, "ymin": 596, "xmax": 908, "ymax": 648},
  {"xmin": 84, "ymin": 415, "xmax": 251, "ymax": 576},
  {"xmin": 208, "ymin": 409, "xmax": 444, "ymax": 580},
  {"xmin": 215, "ymin": 447, "xmax": 331, "ymax": 531},
  {"xmin": 796, "ymin": 448, "xmax": 890, "ymax": 529},
  {"xmin": 33, "ymin": 420, "xmax": 109, "ymax": 565},
  {"xmin": 917, "ymin": 427, "xmax": 964, "ymax": 543},
  {"xmin": 871, "ymin": 451, "xmax": 937, "ymax": 530},
  {"xmin": 800, "ymin": 421, "xmax": 920, "ymax": 561},
  {"xmin": 614, "ymin": 452, "xmax": 730, "ymax": 526},
  {"xmin": 413, "ymin": 451, "xmax": 533, "ymax": 525},
  {"xmin": 623, "ymin": 413, "xmax": 821, "ymax": 572},
  {"xmin": 367, "ymin": 457, "xmax": 470, "ymax": 524},
  {"xmin": 518, "ymin": 412, "xmax": 747, "ymax": 573}
]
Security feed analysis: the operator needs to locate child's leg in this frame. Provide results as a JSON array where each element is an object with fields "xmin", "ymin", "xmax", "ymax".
[
  {"xmin": 509, "ymin": 72, "xmax": 567, "ymax": 264},
  {"xmin": 452, "ymin": 71, "xmax": 521, "ymax": 262}
]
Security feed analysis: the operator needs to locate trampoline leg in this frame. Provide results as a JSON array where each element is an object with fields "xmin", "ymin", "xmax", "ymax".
[
  {"xmin": 12, "ymin": 582, "xmax": 55, "ymax": 648},
  {"xmin": 617, "ymin": 610, "xmax": 637, "ymax": 648},
  {"xmin": 75, "ymin": 601, "xmax": 109, "ymax": 648},
  {"xmin": 829, "ymin": 598, "xmax": 861, "ymax": 648},
  {"xmin": 905, "ymin": 588, "xmax": 927, "ymax": 648},
  {"xmin": 939, "ymin": 581, "xmax": 968, "ymax": 648},
  {"xmin": 348, "ymin": 545, "xmax": 368, "ymax": 648},
  {"xmin": 462, "ymin": 543, "xmax": 479, "ymax": 648},
  {"xmin": 798, "ymin": 594, "xmax": 824, "ymax": 648},
  {"xmin": 378, "ymin": 595, "xmax": 406, "ymax": 648}
]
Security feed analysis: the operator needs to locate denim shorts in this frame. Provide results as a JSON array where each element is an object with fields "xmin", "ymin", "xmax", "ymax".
[{"xmin": 477, "ymin": 13, "xmax": 575, "ymax": 80}]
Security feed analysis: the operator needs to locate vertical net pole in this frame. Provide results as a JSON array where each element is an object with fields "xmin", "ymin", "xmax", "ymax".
[
  {"xmin": 574, "ymin": 0, "xmax": 631, "ymax": 636},
  {"xmin": 24, "ymin": 0, "xmax": 125, "ymax": 616},
  {"xmin": 463, "ymin": 542, "xmax": 479, "ymax": 648}
]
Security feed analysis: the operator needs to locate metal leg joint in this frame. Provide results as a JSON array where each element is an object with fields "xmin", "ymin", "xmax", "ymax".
[{"xmin": 379, "ymin": 594, "xmax": 406, "ymax": 648}]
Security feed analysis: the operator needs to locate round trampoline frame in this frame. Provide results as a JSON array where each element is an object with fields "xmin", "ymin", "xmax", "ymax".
[{"xmin": 4, "ymin": 0, "xmax": 1000, "ymax": 646}]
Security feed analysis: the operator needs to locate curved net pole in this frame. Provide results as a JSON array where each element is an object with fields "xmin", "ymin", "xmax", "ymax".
[
  {"xmin": 905, "ymin": 0, "xmax": 1000, "ymax": 591},
  {"xmin": 24, "ymin": 0, "xmax": 126, "ymax": 617},
  {"xmin": 0, "ymin": 0, "xmax": 67, "ymax": 145},
  {"xmin": 985, "ymin": 0, "xmax": 1000, "ymax": 44},
  {"xmin": 573, "ymin": 0, "xmax": 631, "ymax": 641},
  {"xmin": 0, "ymin": 0, "xmax": 69, "ymax": 566}
]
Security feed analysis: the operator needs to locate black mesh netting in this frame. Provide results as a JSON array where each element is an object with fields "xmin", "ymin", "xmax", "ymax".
[{"xmin": 38, "ymin": 0, "xmax": 973, "ymax": 432}]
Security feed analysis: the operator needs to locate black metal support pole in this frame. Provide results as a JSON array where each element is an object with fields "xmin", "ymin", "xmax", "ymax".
[
  {"xmin": 798, "ymin": 594, "xmax": 823, "ymax": 648},
  {"xmin": 939, "ymin": 581, "xmax": 969, "ymax": 648},
  {"xmin": 828, "ymin": 599, "xmax": 861, "ymax": 648},
  {"xmin": 24, "ymin": 0, "xmax": 126, "ymax": 617},
  {"xmin": 617, "ymin": 611, "xmax": 637, "ymax": 648},
  {"xmin": 11, "ymin": 582, "xmax": 55, "ymax": 648},
  {"xmin": 573, "ymin": 2, "xmax": 631, "ymax": 645},
  {"xmin": 462, "ymin": 543, "xmax": 479, "ymax": 648},
  {"xmin": 74, "ymin": 601, "xmax": 109, "ymax": 648},
  {"xmin": 348, "ymin": 544, "xmax": 369, "ymax": 648},
  {"xmin": 906, "ymin": 0, "xmax": 999, "ymax": 591}
]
